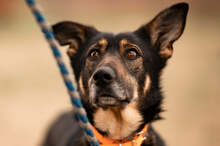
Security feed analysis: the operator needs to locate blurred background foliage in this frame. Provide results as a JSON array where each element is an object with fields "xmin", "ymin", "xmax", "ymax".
[{"xmin": 0, "ymin": 0, "xmax": 220, "ymax": 146}]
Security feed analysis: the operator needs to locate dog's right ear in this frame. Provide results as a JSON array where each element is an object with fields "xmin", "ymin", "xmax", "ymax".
[
  {"xmin": 52, "ymin": 21, "xmax": 98, "ymax": 56},
  {"xmin": 135, "ymin": 3, "xmax": 188, "ymax": 59}
]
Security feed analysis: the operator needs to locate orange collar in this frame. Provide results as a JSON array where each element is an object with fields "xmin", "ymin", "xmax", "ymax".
[{"xmin": 91, "ymin": 124, "xmax": 149, "ymax": 146}]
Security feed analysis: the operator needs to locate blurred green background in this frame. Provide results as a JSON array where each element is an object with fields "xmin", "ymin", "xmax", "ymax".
[{"xmin": 0, "ymin": 0, "xmax": 220, "ymax": 146}]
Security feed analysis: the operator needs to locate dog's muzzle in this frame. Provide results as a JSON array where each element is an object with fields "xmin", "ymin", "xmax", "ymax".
[{"xmin": 89, "ymin": 66, "xmax": 129, "ymax": 107}]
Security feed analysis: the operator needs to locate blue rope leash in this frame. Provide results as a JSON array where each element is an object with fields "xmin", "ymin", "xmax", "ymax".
[{"xmin": 25, "ymin": 0, "xmax": 99, "ymax": 145}]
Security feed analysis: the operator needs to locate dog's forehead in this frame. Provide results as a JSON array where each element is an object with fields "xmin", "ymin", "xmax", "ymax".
[{"xmin": 89, "ymin": 32, "xmax": 143, "ymax": 48}]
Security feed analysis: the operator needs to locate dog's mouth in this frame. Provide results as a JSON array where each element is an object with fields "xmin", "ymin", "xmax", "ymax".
[
  {"xmin": 89, "ymin": 77, "xmax": 133, "ymax": 108},
  {"xmin": 97, "ymin": 96, "xmax": 118, "ymax": 106},
  {"xmin": 95, "ymin": 94, "xmax": 130, "ymax": 107}
]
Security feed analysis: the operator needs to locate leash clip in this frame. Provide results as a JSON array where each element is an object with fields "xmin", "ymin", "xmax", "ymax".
[{"xmin": 136, "ymin": 131, "xmax": 144, "ymax": 136}]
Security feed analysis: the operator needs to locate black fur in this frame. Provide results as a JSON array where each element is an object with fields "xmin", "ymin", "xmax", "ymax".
[{"xmin": 42, "ymin": 3, "xmax": 188, "ymax": 146}]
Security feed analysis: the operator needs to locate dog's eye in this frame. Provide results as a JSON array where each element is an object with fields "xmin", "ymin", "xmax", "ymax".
[
  {"xmin": 89, "ymin": 49, "xmax": 100, "ymax": 60},
  {"xmin": 126, "ymin": 48, "xmax": 139, "ymax": 60}
]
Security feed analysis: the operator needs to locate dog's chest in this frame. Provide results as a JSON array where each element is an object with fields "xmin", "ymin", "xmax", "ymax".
[{"xmin": 93, "ymin": 102, "xmax": 143, "ymax": 140}]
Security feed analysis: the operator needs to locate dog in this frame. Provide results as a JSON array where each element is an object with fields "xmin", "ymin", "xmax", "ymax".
[{"xmin": 42, "ymin": 3, "xmax": 188, "ymax": 146}]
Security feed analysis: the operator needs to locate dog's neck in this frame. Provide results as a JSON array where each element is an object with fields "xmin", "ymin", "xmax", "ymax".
[
  {"xmin": 93, "ymin": 101, "xmax": 143, "ymax": 140},
  {"xmin": 91, "ymin": 123, "xmax": 149, "ymax": 146}
]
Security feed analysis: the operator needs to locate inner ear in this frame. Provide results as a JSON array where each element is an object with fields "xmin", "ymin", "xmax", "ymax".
[
  {"xmin": 52, "ymin": 21, "xmax": 98, "ymax": 56},
  {"xmin": 135, "ymin": 3, "xmax": 189, "ymax": 59}
]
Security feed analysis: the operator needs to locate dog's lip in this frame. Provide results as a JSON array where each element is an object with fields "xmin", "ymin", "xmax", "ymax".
[
  {"xmin": 97, "ymin": 96, "xmax": 118, "ymax": 106},
  {"xmin": 96, "ymin": 95, "xmax": 130, "ymax": 107}
]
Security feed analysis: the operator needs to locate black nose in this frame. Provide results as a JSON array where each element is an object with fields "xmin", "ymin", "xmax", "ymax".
[{"xmin": 93, "ymin": 66, "xmax": 115, "ymax": 85}]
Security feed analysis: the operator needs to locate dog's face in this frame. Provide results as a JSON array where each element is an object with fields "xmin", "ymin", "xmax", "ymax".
[
  {"xmin": 53, "ymin": 3, "xmax": 188, "ymax": 139},
  {"xmin": 83, "ymin": 37, "xmax": 143, "ymax": 107}
]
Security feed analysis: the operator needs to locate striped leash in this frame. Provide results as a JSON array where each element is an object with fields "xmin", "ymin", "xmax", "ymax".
[{"xmin": 25, "ymin": 0, "xmax": 99, "ymax": 145}]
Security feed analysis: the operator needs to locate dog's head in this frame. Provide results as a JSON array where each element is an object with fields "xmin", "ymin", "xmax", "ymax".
[{"xmin": 53, "ymin": 2, "xmax": 188, "ymax": 134}]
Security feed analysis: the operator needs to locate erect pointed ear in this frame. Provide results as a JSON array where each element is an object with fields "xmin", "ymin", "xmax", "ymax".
[
  {"xmin": 135, "ymin": 3, "xmax": 189, "ymax": 59},
  {"xmin": 52, "ymin": 21, "xmax": 98, "ymax": 57}
]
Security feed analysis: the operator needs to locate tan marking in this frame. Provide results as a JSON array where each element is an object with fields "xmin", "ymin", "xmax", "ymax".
[
  {"xmin": 159, "ymin": 48, "xmax": 173, "ymax": 58},
  {"xmin": 88, "ymin": 75, "xmax": 93, "ymax": 88},
  {"xmin": 98, "ymin": 39, "xmax": 108, "ymax": 55},
  {"xmin": 132, "ymin": 77, "xmax": 139, "ymax": 100},
  {"xmin": 159, "ymin": 44, "xmax": 173, "ymax": 58},
  {"xmin": 143, "ymin": 75, "xmax": 151, "ymax": 96},
  {"xmin": 120, "ymin": 39, "xmax": 128, "ymax": 48},
  {"xmin": 79, "ymin": 75, "xmax": 85, "ymax": 96},
  {"xmin": 69, "ymin": 39, "xmax": 79, "ymax": 49},
  {"xmin": 94, "ymin": 101, "xmax": 142, "ymax": 140},
  {"xmin": 86, "ymin": 39, "xmax": 108, "ymax": 57},
  {"xmin": 66, "ymin": 39, "xmax": 78, "ymax": 57},
  {"xmin": 119, "ymin": 39, "xmax": 143, "ymax": 57},
  {"xmin": 119, "ymin": 39, "xmax": 127, "ymax": 57},
  {"xmin": 98, "ymin": 39, "xmax": 108, "ymax": 48},
  {"xmin": 67, "ymin": 48, "xmax": 77, "ymax": 56}
]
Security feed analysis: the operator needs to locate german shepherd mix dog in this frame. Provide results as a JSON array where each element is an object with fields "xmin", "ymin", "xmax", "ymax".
[{"xmin": 43, "ymin": 3, "xmax": 188, "ymax": 146}]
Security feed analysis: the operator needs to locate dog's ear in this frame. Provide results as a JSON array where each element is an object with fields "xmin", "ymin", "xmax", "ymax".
[
  {"xmin": 135, "ymin": 3, "xmax": 189, "ymax": 59},
  {"xmin": 52, "ymin": 21, "xmax": 98, "ymax": 56}
]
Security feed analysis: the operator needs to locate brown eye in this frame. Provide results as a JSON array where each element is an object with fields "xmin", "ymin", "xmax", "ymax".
[
  {"xmin": 126, "ymin": 49, "xmax": 139, "ymax": 60},
  {"xmin": 89, "ymin": 49, "xmax": 100, "ymax": 60}
]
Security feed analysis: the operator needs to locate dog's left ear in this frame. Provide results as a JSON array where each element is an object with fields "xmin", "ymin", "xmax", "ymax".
[
  {"xmin": 135, "ymin": 3, "xmax": 189, "ymax": 59},
  {"xmin": 52, "ymin": 21, "xmax": 98, "ymax": 57}
]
